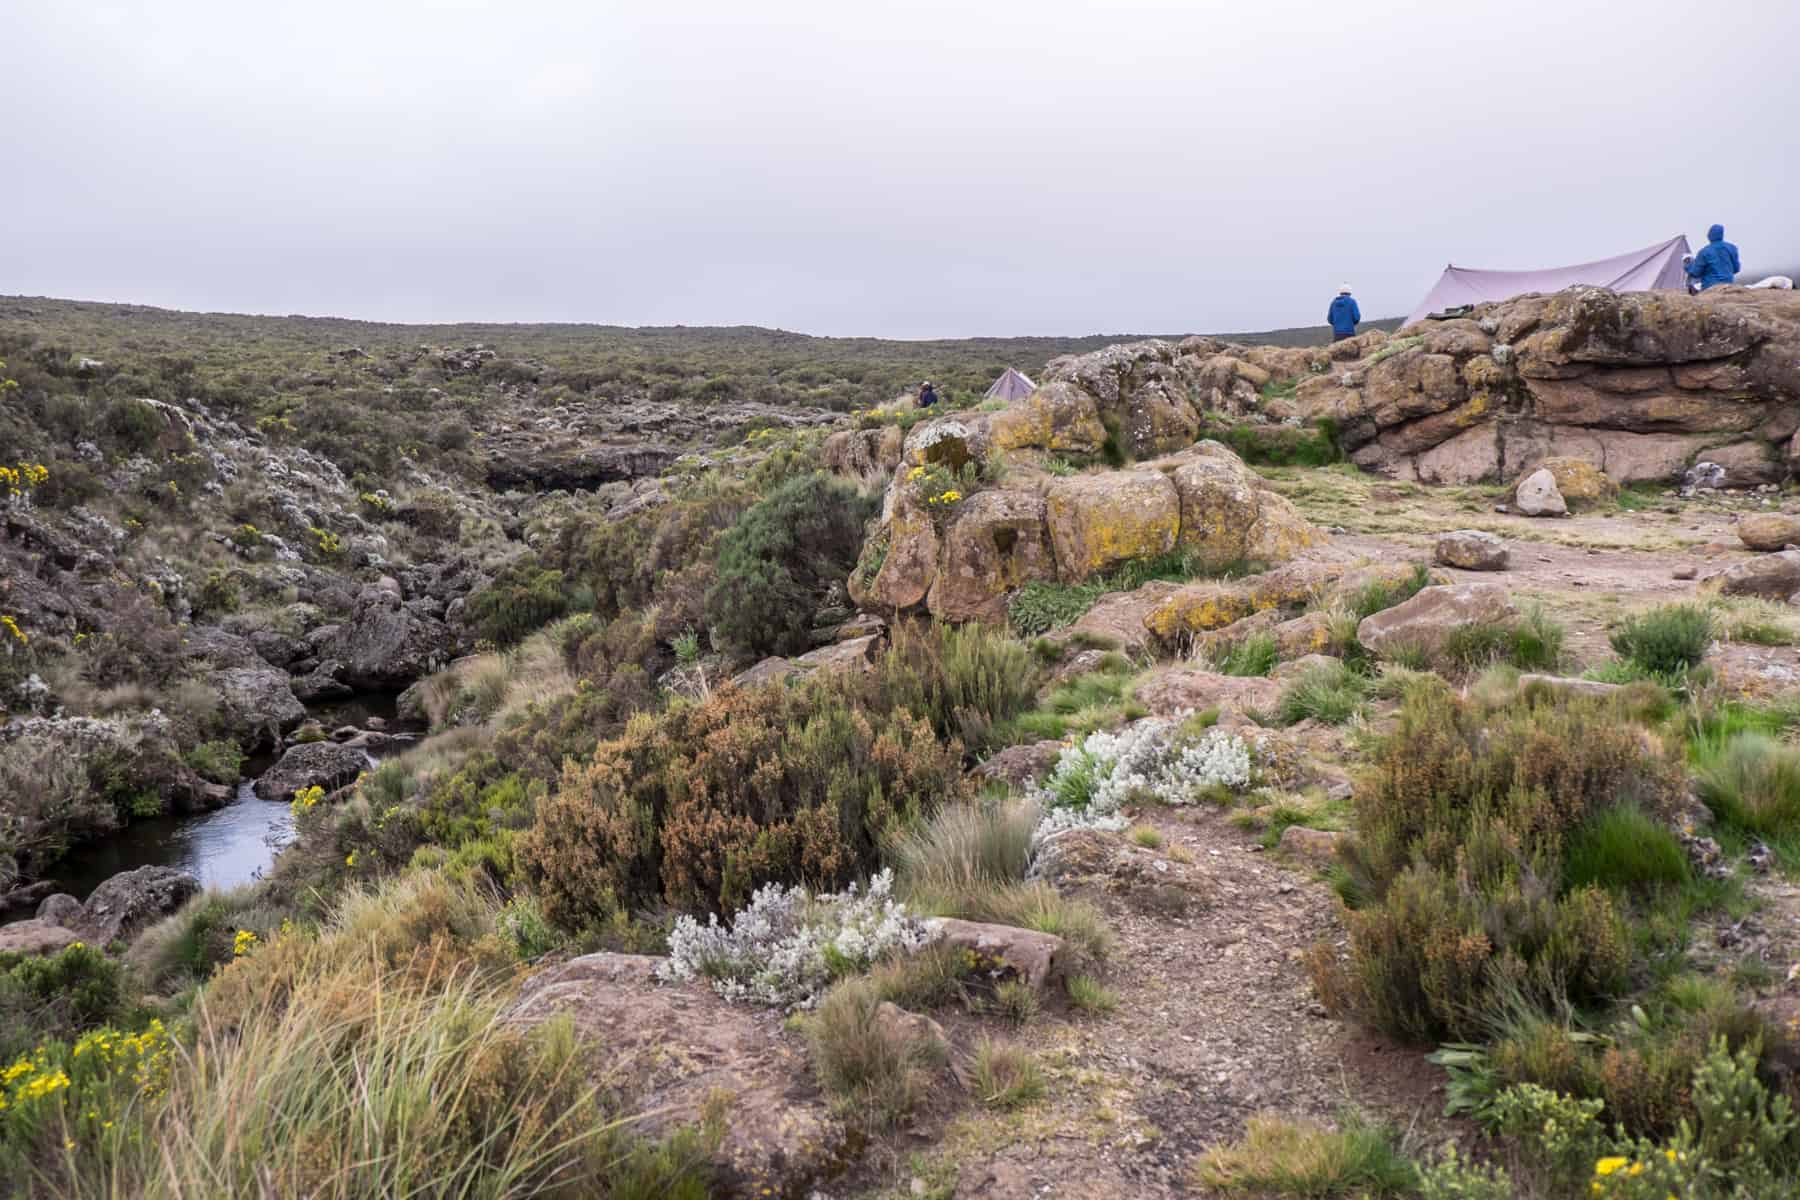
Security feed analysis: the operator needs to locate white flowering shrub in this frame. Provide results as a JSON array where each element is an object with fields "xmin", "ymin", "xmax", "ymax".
[
  {"xmin": 1033, "ymin": 717, "xmax": 1251, "ymax": 843},
  {"xmin": 658, "ymin": 869, "xmax": 938, "ymax": 1008}
]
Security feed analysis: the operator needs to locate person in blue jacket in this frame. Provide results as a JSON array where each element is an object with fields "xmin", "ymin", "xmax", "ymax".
[
  {"xmin": 1685, "ymin": 224, "xmax": 1741, "ymax": 291},
  {"xmin": 1327, "ymin": 284, "xmax": 1361, "ymax": 341}
]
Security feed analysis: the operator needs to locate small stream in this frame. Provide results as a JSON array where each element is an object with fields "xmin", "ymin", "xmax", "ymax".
[{"xmin": 4, "ymin": 693, "xmax": 420, "ymax": 921}]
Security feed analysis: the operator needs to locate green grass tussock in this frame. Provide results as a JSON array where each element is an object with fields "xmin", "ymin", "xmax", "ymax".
[
  {"xmin": 1193, "ymin": 1112, "xmax": 1417, "ymax": 1197},
  {"xmin": 1276, "ymin": 659, "xmax": 1369, "ymax": 726},
  {"xmin": 1610, "ymin": 603, "xmax": 1714, "ymax": 676}
]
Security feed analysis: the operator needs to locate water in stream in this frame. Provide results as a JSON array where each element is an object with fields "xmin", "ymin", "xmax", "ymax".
[{"xmin": 4, "ymin": 692, "xmax": 419, "ymax": 919}]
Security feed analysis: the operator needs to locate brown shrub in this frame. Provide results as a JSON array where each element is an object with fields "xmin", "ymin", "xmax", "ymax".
[{"xmin": 518, "ymin": 678, "xmax": 968, "ymax": 927}]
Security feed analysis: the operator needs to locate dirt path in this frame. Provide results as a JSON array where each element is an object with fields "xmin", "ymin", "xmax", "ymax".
[
  {"xmin": 847, "ymin": 805, "xmax": 1456, "ymax": 1199},
  {"xmin": 844, "ymin": 481, "xmax": 1800, "ymax": 1200}
]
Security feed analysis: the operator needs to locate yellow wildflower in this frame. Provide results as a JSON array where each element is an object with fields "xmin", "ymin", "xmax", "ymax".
[
  {"xmin": 346, "ymin": 852, "xmax": 357, "ymax": 867},
  {"xmin": 233, "ymin": 929, "xmax": 258, "ymax": 957},
  {"xmin": 1594, "ymin": 1157, "xmax": 1629, "ymax": 1177}
]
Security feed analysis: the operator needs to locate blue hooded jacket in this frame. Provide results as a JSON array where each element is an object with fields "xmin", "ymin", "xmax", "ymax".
[
  {"xmin": 1685, "ymin": 224, "xmax": 1741, "ymax": 290},
  {"xmin": 1327, "ymin": 293, "xmax": 1361, "ymax": 336}
]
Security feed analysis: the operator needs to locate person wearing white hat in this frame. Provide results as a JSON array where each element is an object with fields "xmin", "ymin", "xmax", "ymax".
[{"xmin": 1327, "ymin": 284, "xmax": 1361, "ymax": 343}]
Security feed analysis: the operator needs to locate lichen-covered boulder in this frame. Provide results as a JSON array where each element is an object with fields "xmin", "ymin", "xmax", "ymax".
[
  {"xmin": 986, "ymin": 381, "xmax": 1108, "ymax": 456},
  {"xmin": 1738, "ymin": 514, "xmax": 1800, "ymax": 552},
  {"xmin": 213, "ymin": 665, "xmax": 307, "ymax": 747},
  {"xmin": 71, "ymin": 867, "xmax": 200, "ymax": 946},
  {"xmin": 1042, "ymin": 471, "xmax": 1179, "ymax": 583},
  {"xmin": 1356, "ymin": 582, "xmax": 1518, "ymax": 659},
  {"xmin": 1143, "ymin": 582, "xmax": 1258, "ymax": 643},
  {"xmin": 1161, "ymin": 443, "xmax": 1324, "ymax": 570},
  {"xmin": 851, "ymin": 493, "xmax": 940, "ymax": 611},
  {"xmin": 324, "ymin": 578, "xmax": 454, "ymax": 690},
  {"xmin": 929, "ymin": 918, "xmax": 1066, "ymax": 994},
  {"xmin": 1517, "ymin": 456, "xmax": 1619, "ymax": 507},
  {"xmin": 926, "ymin": 490, "xmax": 1056, "ymax": 622}
]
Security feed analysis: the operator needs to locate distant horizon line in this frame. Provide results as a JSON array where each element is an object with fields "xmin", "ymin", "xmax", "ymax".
[{"xmin": 0, "ymin": 291, "xmax": 1403, "ymax": 345}]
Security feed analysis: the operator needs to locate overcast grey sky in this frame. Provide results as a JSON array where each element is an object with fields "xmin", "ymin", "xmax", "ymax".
[{"xmin": 6, "ymin": 1, "xmax": 1797, "ymax": 337}]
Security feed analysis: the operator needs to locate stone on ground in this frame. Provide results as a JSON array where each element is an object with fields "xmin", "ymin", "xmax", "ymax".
[
  {"xmin": 1737, "ymin": 513, "xmax": 1800, "ymax": 552},
  {"xmin": 1703, "ymin": 551, "xmax": 1800, "ymax": 601},
  {"xmin": 1513, "ymin": 468, "xmax": 1568, "ymax": 517},
  {"xmin": 930, "ymin": 918, "xmax": 1066, "ymax": 994},
  {"xmin": 1434, "ymin": 529, "xmax": 1509, "ymax": 571},
  {"xmin": 1355, "ymin": 582, "xmax": 1518, "ymax": 659}
]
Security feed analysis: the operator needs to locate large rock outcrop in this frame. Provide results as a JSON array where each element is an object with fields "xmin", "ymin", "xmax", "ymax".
[
  {"xmin": 1289, "ymin": 287, "xmax": 1800, "ymax": 485},
  {"xmin": 320, "ymin": 576, "xmax": 454, "ymax": 689},
  {"xmin": 851, "ymin": 433, "xmax": 1323, "ymax": 624}
]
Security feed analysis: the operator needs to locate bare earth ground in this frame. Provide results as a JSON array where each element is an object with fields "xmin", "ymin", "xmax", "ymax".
[
  {"xmin": 839, "ymin": 476, "xmax": 1800, "ymax": 1200},
  {"xmin": 842, "ymin": 803, "xmax": 1458, "ymax": 1200}
]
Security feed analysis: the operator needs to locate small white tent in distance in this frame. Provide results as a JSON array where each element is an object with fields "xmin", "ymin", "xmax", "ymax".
[
  {"xmin": 1403, "ymin": 236, "xmax": 1692, "ymax": 328},
  {"xmin": 984, "ymin": 367, "xmax": 1036, "ymax": 402}
]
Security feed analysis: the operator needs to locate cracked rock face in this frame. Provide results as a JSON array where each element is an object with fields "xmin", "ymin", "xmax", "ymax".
[{"xmin": 1313, "ymin": 287, "xmax": 1800, "ymax": 486}]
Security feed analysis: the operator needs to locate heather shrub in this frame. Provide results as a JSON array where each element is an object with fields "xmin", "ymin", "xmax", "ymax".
[
  {"xmin": 702, "ymin": 472, "xmax": 876, "ymax": 657},
  {"xmin": 1610, "ymin": 603, "xmax": 1714, "ymax": 676},
  {"xmin": 1330, "ymin": 689, "xmax": 1681, "ymax": 1043},
  {"xmin": 1345, "ymin": 689, "xmax": 1681, "ymax": 898},
  {"xmin": 466, "ymin": 560, "xmax": 570, "ymax": 647},
  {"xmin": 518, "ymin": 677, "xmax": 967, "ymax": 928},
  {"xmin": 877, "ymin": 620, "xmax": 1039, "ymax": 755},
  {"xmin": 0, "ymin": 943, "xmax": 131, "ymax": 1062}
]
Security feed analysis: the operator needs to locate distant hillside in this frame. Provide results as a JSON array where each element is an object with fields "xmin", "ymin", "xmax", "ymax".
[
  {"xmin": 0, "ymin": 296, "xmax": 1400, "ymax": 428},
  {"xmin": 1218, "ymin": 317, "xmax": 1405, "ymax": 347}
]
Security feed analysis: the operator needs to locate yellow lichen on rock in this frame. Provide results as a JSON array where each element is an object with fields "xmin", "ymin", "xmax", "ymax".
[
  {"xmin": 1142, "ymin": 583, "xmax": 1256, "ymax": 642},
  {"xmin": 1043, "ymin": 472, "xmax": 1180, "ymax": 583}
]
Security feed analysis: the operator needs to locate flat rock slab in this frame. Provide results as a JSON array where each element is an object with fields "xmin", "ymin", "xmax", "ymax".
[
  {"xmin": 1703, "ymin": 551, "xmax": 1800, "ymax": 601},
  {"xmin": 1356, "ymin": 582, "xmax": 1518, "ymax": 659},
  {"xmin": 0, "ymin": 919, "xmax": 81, "ymax": 957},
  {"xmin": 1434, "ymin": 529, "xmax": 1509, "ymax": 571},
  {"xmin": 503, "ymin": 952, "xmax": 851, "ymax": 1199},
  {"xmin": 1517, "ymin": 674, "xmax": 1626, "ymax": 700},
  {"xmin": 1133, "ymin": 667, "xmax": 1283, "ymax": 726},
  {"xmin": 1032, "ymin": 828, "xmax": 1209, "ymax": 918}
]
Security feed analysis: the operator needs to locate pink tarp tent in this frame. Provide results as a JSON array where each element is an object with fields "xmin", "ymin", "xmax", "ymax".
[
  {"xmin": 1402, "ymin": 235, "xmax": 1692, "ymax": 328},
  {"xmin": 984, "ymin": 367, "xmax": 1036, "ymax": 402}
]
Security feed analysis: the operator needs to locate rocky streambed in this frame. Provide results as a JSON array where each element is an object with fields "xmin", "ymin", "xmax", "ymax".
[{"xmin": 0, "ymin": 693, "xmax": 422, "ymax": 933}]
